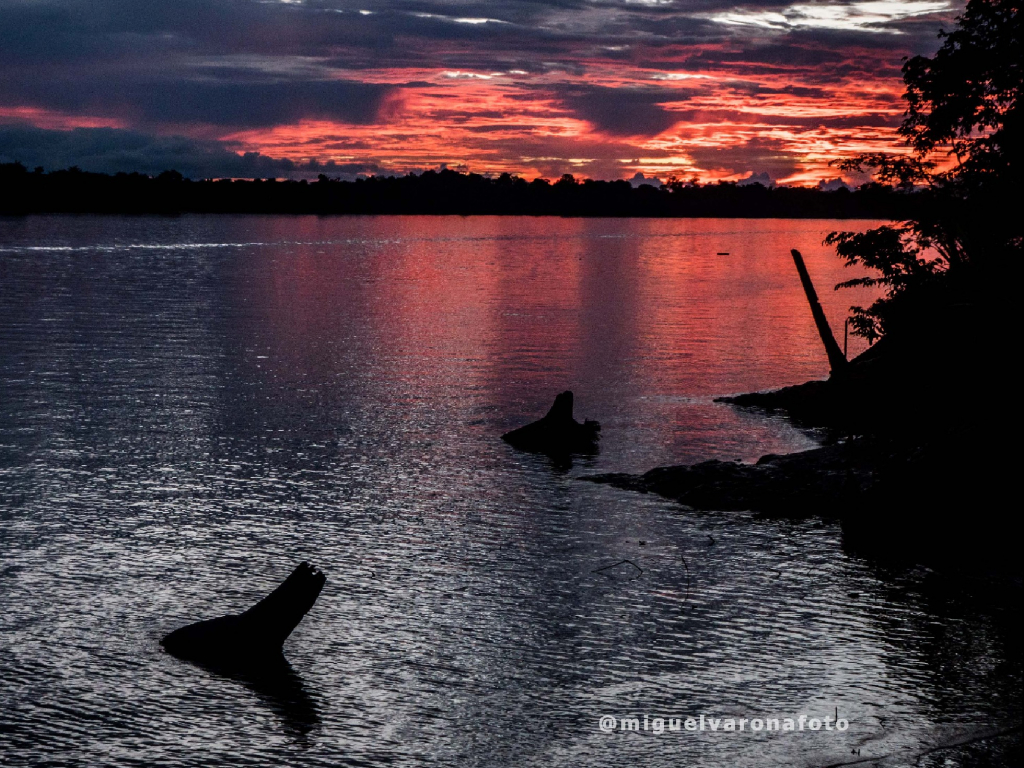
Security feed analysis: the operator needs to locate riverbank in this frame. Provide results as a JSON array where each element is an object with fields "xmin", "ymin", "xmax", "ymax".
[
  {"xmin": 582, "ymin": 433, "xmax": 1021, "ymax": 570},
  {"xmin": 583, "ymin": 283, "xmax": 1022, "ymax": 572}
]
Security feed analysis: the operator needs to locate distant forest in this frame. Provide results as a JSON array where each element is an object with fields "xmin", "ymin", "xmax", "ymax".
[{"xmin": 0, "ymin": 163, "xmax": 923, "ymax": 218}]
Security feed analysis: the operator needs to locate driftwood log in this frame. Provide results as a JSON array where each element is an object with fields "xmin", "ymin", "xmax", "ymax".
[{"xmin": 161, "ymin": 562, "xmax": 326, "ymax": 666}]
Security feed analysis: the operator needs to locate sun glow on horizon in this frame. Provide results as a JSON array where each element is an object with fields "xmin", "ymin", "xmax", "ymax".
[{"xmin": 0, "ymin": 0, "xmax": 961, "ymax": 184}]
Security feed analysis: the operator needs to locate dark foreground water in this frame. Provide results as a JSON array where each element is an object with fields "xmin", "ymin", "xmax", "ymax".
[{"xmin": 0, "ymin": 216, "xmax": 1019, "ymax": 767}]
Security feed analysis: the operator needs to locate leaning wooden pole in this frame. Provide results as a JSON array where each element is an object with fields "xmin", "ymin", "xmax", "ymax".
[{"xmin": 790, "ymin": 249, "xmax": 848, "ymax": 375}]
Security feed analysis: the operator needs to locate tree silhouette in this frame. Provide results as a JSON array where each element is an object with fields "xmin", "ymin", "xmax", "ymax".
[{"xmin": 827, "ymin": 0, "xmax": 1021, "ymax": 342}]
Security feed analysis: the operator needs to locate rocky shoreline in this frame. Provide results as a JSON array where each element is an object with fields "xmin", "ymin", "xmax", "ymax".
[
  {"xmin": 581, "ymin": 440, "xmax": 877, "ymax": 517},
  {"xmin": 577, "ymin": 244, "xmax": 1021, "ymax": 572},
  {"xmin": 582, "ymin": 429, "xmax": 1019, "ymax": 571},
  {"xmin": 582, "ymin": 348, "xmax": 1020, "ymax": 571}
]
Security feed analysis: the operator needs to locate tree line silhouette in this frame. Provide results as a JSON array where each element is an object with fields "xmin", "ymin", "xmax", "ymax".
[{"xmin": 0, "ymin": 164, "xmax": 924, "ymax": 218}]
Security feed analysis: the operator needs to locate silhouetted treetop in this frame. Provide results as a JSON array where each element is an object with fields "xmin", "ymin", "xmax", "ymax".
[
  {"xmin": 901, "ymin": 0, "xmax": 1021, "ymax": 178},
  {"xmin": 829, "ymin": 0, "xmax": 1021, "ymax": 343}
]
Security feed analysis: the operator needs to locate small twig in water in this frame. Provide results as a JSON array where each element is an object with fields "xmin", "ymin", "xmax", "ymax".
[
  {"xmin": 680, "ymin": 552, "xmax": 691, "ymax": 604},
  {"xmin": 593, "ymin": 559, "xmax": 643, "ymax": 577}
]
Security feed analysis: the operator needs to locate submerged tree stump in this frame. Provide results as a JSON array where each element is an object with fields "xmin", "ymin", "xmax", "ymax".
[
  {"xmin": 502, "ymin": 391, "xmax": 600, "ymax": 456},
  {"xmin": 161, "ymin": 562, "xmax": 327, "ymax": 667}
]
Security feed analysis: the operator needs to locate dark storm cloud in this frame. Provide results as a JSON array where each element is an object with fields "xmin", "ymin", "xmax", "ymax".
[
  {"xmin": 672, "ymin": 30, "xmax": 941, "ymax": 83},
  {"xmin": 655, "ymin": 108, "xmax": 899, "ymax": 128},
  {"xmin": 555, "ymin": 85, "xmax": 695, "ymax": 136},
  {"xmin": 0, "ymin": 75, "xmax": 395, "ymax": 128},
  {"xmin": 0, "ymin": 124, "xmax": 384, "ymax": 179},
  {"xmin": 686, "ymin": 136, "xmax": 802, "ymax": 178},
  {"xmin": 0, "ymin": 0, "xmax": 951, "ymax": 72},
  {"xmin": 0, "ymin": 0, "xmax": 556, "ymax": 67},
  {"xmin": 680, "ymin": 42, "xmax": 850, "ymax": 69},
  {"xmin": 0, "ymin": 1, "xmax": 397, "ymax": 129}
]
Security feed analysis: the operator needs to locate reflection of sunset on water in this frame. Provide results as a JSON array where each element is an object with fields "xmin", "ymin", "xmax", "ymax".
[
  {"xmin": 3, "ymin": 211, "xmax": 1017, "ymax": 768},
  {"xmin": 235, "ymin": 216, "xmax": 880, "ymax": 470}
]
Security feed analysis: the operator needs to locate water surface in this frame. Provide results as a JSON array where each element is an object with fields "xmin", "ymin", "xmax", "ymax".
[{"xmin": 0, "ymin": 216, "xmax": 1019, "ymax": 767}]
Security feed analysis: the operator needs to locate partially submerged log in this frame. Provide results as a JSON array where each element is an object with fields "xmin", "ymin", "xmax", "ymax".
[
  {"xmin": 791, "ymin": 249, "xmax": 848, "ymax": 375},
  {"xmin": 502, "ymin": 391, "xmax": 600, "ymax": 456},
  {"xmin": 161, "ymin": 562, "xmax": 326, "ymax": 666},
  {"xmin": 714, "ymin": 250, "xmax": 862, "ymax": 429}
]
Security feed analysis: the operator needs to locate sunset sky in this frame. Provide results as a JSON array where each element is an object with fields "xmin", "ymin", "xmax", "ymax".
[{"xmin": 0, "ymin": 0, "xmax": 961, "ymax": 185}]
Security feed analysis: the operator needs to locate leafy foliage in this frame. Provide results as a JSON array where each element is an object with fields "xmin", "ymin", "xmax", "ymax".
[
  {"xmin": 828, "ymin": 0, "xmax": 1021, "ymax": 341},
  {"xmin": 901, "ymin": 0, "xmax": 1020, "ymax": 175},
  {"xmin": 824, "ymin": 225, "xmax": 944, "ymax": 341}
]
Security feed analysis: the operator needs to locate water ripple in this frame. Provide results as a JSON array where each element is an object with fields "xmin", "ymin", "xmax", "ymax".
[{"xmin": 1, "ymin": 215, "xmax": 1019, "ymax": 767}]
